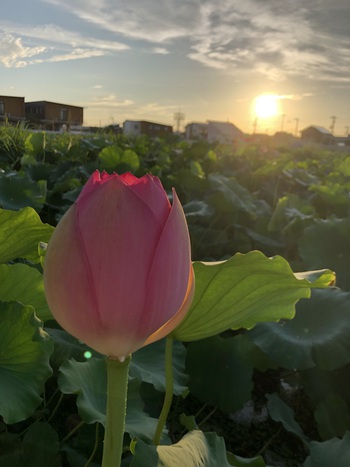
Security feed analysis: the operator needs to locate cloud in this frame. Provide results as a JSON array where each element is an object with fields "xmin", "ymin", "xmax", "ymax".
[
  {"xmin": 0, "ymin": 21, "xmax": 129, "ymax": 68},
  {"xmin": 0, "ymin": 22, "xmax": 129, "ymax": 52},
  {"xmin": 87, "ymin": 94, "xmax": 135, "ymax": 108},
  {"xmin": 151, "ymin": 47, "xmax": 170, "ymax": 55},
  {"xmin": 41, "ymin": 0, "xmax": 350, "ymax": 83},
  {"xmin": 0, "ymin": 32, "xmax": 47, "ymax": 67},
  {"xmin": 4, "ymin": 0, "xmax": 350, "ymax": 84},
  {"xmin": 42, "ymin": 0, "xmax": 196, "ymax": 42}
]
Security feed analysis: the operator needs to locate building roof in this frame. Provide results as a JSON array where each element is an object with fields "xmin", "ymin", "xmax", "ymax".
[
  {"xmin": 207, "ymin": 120, "xmax": 243, "ymax": 135},
  {"xmin": 300, "ymin": 125, "xmax": 332, "ymax": 135},
  {"xmin": 25, "ymin": 100, "xmax": 83, "ymax": 109},
  {"xmin": 0, "ymin": 95, "xmax": 25, "ymax": 99},
  {"xmin": 123, "ymin": 120, "xmax": 172, "ymax": 127}
]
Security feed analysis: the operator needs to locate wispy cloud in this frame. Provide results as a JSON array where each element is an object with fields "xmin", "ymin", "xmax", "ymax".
[
  {"xmin": 41, "ymin": 0, "xmax": 194, "ymax": 42},
  {"xmin": 0, "ymin": 32, "xmax": 47, "ymax": 68},
  {"xmin": 151, "ymin": 47, "xmax": 170, "ymax": 55},
  {"xmin": 39, "ymin": 0, "xmax": 350, "ymax": 83},
  {"xmin": 2, "ymin": 0, "xmax": 350, "ymax": 84},
  {"xmin": 87, "ymin": 94, "xmax": 135, "ymax": 108},
  {"xmin": 0, "ymin": 20, "xmax": 128, "ymax": 68}
]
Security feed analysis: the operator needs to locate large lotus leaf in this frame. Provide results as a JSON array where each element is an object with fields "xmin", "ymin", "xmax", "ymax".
[
  {"xmin": 268, "ymin": 194, "xmax": 315, "ymax": 236},
  {"xmin": 0, "ymin": 171, "xmax": 47, "ymax": 211},
  {"xmin": 266, "ymin": 394, "xmax": 307, "ymax": 442},
  {"xmin": 310, "ymin": 183, "xmax": 350, "ymax": 212},
  {"xmin": 21, "ymin": 422, "xmax": 61, "ymax": 467},
  {"xmin": 0, "ymin": 422, "xmax": 60, "ymax": 467},
  {"xmin": 0, "ymin": 207, "xmax": 54, "ymax": 263},
  {"xmin": 25, "ymin": 132, "xmax": 46, "ymax": 157},
  {"xmin": 0, "ymin": 263, "xmax": 51, "ymax": 321},
  {"xmin": 314, "ymin": 394, "xmax": 350, "ymax": 440},
  {"xmin": 207, "ymin": 173, "xmax": 257, "ymax": 216},
  {"xmin": 58, "ymin": 357, "xmax": 160, "ymax": 440},
  {"xmin": 183, "ymin": 200, "xmax": 214, "ymax": 222},
  {"xmin": 248, "ymin": 288, "xmax": 350, "ymax": 371},
  {"xmin": 99, "ymin": 145, "xmax": 140, "ymax": 172},
  {"xmin": 47, "ymin": 328, "xmax": 101, "ymax": 370},
  {"xmin": 172, "ymin": 251, "xmax": 334, "ymax": 342},
  {"xmin": 186, "ymin": 335, "xmax": 254, "ymax": 413},
  {"xmin": 0, "ymin": 302, "xmax": 53, "ymax": 423},
  {"xmin": 226, "ymin": 452, "xmax": 267, "ymax": 466},
  {"xmin": 129, "ymin": 339, "xmax": 188, "ymax": 396},
  {"xmin": 301, "ymin": 365, "xmax": 350, "ymax": 408},
  {"xmin": 304, "ymin": 431, "xmax": 350, "ymax": 466},
  {"xmin": 299, "ymin": 218, "xmax": 350, "ymax": 290},
  {"xmin": 131, "ymin": 431, "xmax": 231, "ymax": 467},
  {"xmin": 336, "ymin": 156, "xmax": 350, "ymax": 176}
]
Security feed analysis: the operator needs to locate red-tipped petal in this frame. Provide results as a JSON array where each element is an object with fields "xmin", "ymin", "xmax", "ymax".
[{"xmin": 135, "ymin": 189, "xmax": 192, "ymax": 339}]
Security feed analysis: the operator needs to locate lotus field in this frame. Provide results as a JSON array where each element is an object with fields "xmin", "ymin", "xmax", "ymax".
[{"xmin": 1, "ymin": 124, "xmax": 350, "ymax": 466}]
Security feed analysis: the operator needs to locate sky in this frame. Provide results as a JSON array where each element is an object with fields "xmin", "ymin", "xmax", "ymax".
[{"xmin": 1, "ymin": 0, "xmax": 350, "ymax": 135}]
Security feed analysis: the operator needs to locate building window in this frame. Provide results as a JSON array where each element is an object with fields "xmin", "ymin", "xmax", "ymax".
[
  {"xmin": 60, "ymin": 108, "xmax": 68, "ymax": 121},
  {"xmin": 134, "ymin": 124, "xmax": 139, "ymax": 129},
  {"xmin": 0, "ymin": 101, "xmax": 4, "ymax": 115}
]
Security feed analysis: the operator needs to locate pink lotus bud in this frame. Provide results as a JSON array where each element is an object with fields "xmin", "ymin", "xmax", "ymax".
[{"xmin": 44, "ymin": 170, "xmax": 194, "ymax": 358}]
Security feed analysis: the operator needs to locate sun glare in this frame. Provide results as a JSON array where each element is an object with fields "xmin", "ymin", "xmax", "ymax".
[{"xmin": 254, "ymin": 95, "xmax": 280, "ymax": 119}]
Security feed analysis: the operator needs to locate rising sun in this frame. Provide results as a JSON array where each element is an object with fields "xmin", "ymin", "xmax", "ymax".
[{"xmin": 254, "ymin": 94, "xmax": 280, "ymax": 119}]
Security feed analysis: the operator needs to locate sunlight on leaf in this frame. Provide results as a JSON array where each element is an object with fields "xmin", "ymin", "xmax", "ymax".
[
  {"xmin": 0, "ymin": 207, "xmax": 54, "ymax": 263},
  {"xmin": 173, "ymin": 251, "xmax": 334, "ymax": 342}
]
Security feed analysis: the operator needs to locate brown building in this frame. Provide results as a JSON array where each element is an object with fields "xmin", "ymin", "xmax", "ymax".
[
  {"xmin": 25, "ymin": 100, "xmax": 84, "ymax": 130},
  {"xmin": 123, "ymin": 120, "xmax": 173, "ymax": 138},
  {"xmin": 0, "ymin": 95, "xmax": 26, "ymax": 124}
]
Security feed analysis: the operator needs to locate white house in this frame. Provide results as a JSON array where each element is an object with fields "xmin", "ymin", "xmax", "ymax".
[{"xmin": 185, "ymin": 120, "xmax": 243, "ymax": 144}]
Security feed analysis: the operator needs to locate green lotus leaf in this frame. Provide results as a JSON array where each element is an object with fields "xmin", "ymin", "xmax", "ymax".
[
  {"xmin": 186, "ymin": 335, "xmax": 254, "ymax": 413},
  {"xmin": 248, "ymin": 288, "xmax": 350, "ymax": 370},
  {"xmin": 0, "ymin": 422, "xmax": 60, "ymax": 466},
  {"xmin": 299, "ymin": 217, "xmax": 350, "ymax": 290},
  {"xmin": 0, "ymin": 171, "xmax": 47, "ymax": 211},
  {"xmin": 129, "ymin": 339, "xmax": 188, "ymax": 396},
  {"xmin": 0, "ymin": 207, "xmax": 54, "ymax": 264},
  {"xmin": 301, "ymin": 365, "xmax": 350, "ymax": 408},
  {"xmin": 226, "ymin": 452, "xmax": 267, "ymax": 466},
  {"xmin": 304, "ymin": 431, "xmax": 350, "ymax": 466},
  {"xmin": 99, "ymin": 145, "xmax": 139, "ymax": 172},
  {"xmin": 207, "ymin": 173, "xmax": 257, "ymax": 216},
  {"xmin": 0, "ymin": 263, "xmax": 51, "ymax": 321},
  {"xmin": 58, "ymin": 357, "xmax": 160, "ymax": 440},
  {"xmin": 267, "ymin": 394, "xmax": 307, "ymax": 442},
  {"xmin": 314, "ymin": 394, "xmax": 350, "ymax": 440},
  {"xmin": 172, "ymin": 251, "xmax": 334, "ymax": 342},
  {"xmin": 0, "ymin": 301, "xmax": 53, "ymax": 424}
]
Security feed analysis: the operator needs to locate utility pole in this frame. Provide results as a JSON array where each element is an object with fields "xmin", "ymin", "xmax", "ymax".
[
  {"xmin": 280, "ymin": 113, "xmax": 285, "ymax": 132},
  {"xmin": 329, "ymin": 115, "xmax": 337, "ymax": 134},
  {"xmin": 173, "ymin": 112, "xmax": 185, "ymax": 133},
  {"xmin": 294, "ymin": 118, "xmax": 299, "ymax": 137}
]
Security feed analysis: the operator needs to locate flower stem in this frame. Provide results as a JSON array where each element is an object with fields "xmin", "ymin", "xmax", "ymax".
[
  {"xmin": 153, "ymin": 337, "xmax": 174, "ymax": 445},
  {"xmin": 102, "ymin": 355, "xmax": 131, "ymax": 467}
]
